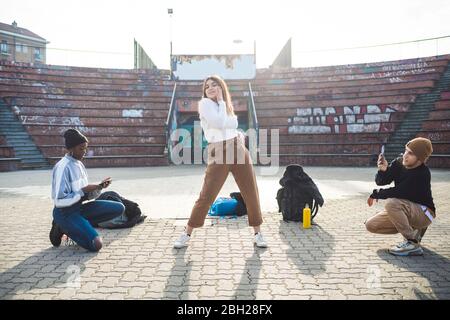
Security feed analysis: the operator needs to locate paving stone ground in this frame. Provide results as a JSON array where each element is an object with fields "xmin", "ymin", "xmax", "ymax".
[{"xmin": 0, "ymin": 166, "xmax": 449, "ymax": 300}]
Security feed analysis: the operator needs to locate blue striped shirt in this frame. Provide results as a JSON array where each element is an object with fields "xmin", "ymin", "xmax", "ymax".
[{"xmin": 51, "ymin": 154, "xmax": 101, "ymax": 208}]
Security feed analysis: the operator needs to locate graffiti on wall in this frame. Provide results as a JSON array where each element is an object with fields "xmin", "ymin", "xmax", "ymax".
[
  {"xmin": 122, "ymin": 109, "xmax": 143, "ymax": 117},
  {"xmin": 288, "ymin": 104, "xmax": 408, "ymax": 134}
]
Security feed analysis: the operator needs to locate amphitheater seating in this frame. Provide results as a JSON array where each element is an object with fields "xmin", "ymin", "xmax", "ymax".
[
  {"xmin": 0, "ymin": 135, "xmax": 14, "ymax": 157},
  {"xmin": 0, "ymin": 134, "xmax": 21, "ymax": 171},
  {"xmin": 0, "ymin": 61, "xmax": 174, "ymax": 168},
  {"xmin": 1, "ymin": 54, "xmax": 450, "ymax": 170},
  {"xmin": 252, "ymin": 55, "xmax": 450, "ymax": 166},
  {"xmin": 416, "ymin": 87, "xmax": 450, "ymax": 167}
]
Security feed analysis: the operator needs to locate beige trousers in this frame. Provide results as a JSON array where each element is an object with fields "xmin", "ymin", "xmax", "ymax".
[
  {"xmin": 365, "ymin": 198, "xmax": 435, "ymax": 240},
  {"xmin": 188, "ymin": 136, "xmax": 263, "ymax": 228}
]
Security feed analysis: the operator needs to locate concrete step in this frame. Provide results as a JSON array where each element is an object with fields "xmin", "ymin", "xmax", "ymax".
[
  {"xmin": 4, "ymin": 138, "xmax": 33, "ymax": 143},
  {"xmin": 2, "ymin": 132, "xmax": 29, "ymax": 136},
  {"xmin": 13, "ymin": 146, "xmax": 40, "ymax": 151},
  {"xmin": 416, "ymin": 97, "xmax": 439, "ymax": 101},
  {"xmin": 399, "ymin": 124, "xmax": 425, "ymax": 128},
  {"xmin": 20, "ymin": 153, "xmax": 46, "ymax": 158},
  {"xmin": 21, "ymin": 163, "xmax": 51, "ymax": 170},
  {"xmin": 0, "ymin": 127, "xmax": 25, "ymax": 130},
  {"xmin": 389, "ymin": 135, "xmax": 416, "ymax": 139},
  {"xmin": 410, "ymin": 108, "xmax": 432, "ymax": 111},
  {"xmin": 14, "ymin": 153, "xmax": 42, "ymax": 157},
  {"xmin": 0, "ymin": 119, "xmax": 22, "ymax": 122},
  {"xmin": 388, "ymin": 133, "xmax": 415, "ymax": 141},
  {"xmin": 0, "ymin": 123, "xmax": 19, "ymax": 126},
  {"xmin": 387, "ymin": 143, "xmax": 411, "ymax": 147},
  {"xmin": 399, "ymin": 120, "xmax": 425, "ymax": 123},
  {"xmin": 389, "ymin": 134, "xmax": 417, "ymax": 138},
  {"xmin": 389, "ymin": 137, "xmax": 416, "ymax": 142},
  {"xmin": 15, "ymin": 152, "xmax": 43, "ymax": 157},
  {"xmin": 14, "ymin": 147, "xmax": 42, "ymax": 152},
  {"xmin": 389, "ymin": 131, "xmax": 416, "ymax": 135},
  {"xmin": 399, "ymin": 119, "xmax": 427, "ymax": 123},
  {"xmin": 416, "ymin": 95, "xmax": 439, "ymax": 98},
  {"xmin": 20, "ymin": 160, "xmax": 47, "ymax": 165},
  {"xmin": 1, "ymin": 102, "xmax": 49, "ymax": 168},
  {"xmin": 5, "ymin": 140, "xmax": 35, "ymax": 145},
  {"xmin": 405, "ymin": 117, "xmax": 429, "ymax": 120}
]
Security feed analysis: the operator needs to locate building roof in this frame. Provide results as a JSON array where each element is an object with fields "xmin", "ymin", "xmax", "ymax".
[{"xmin": 0, "ymin": 21, "xmax": 47, "ymax": 43}]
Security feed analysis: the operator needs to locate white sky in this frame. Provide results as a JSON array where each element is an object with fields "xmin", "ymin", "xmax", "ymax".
[{"xmin": 1, "ymin": 0, "xmax": 450, "ymax": 69}]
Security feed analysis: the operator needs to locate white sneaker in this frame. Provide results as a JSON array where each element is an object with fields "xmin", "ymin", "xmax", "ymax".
[
  {"xmin": 395, "ymin": 238, "xmax": 409, "ymax": 248},
  {"xmin": 254, "ymin": 232, "xmax": 268, "ymax": 248},
  {"xmin": 389, "ymin": 240, "xmax": 423, "ymax": 256},
  {"xmin": 174, "ymin": 232, "xmax": 190, "ymax": 249}
]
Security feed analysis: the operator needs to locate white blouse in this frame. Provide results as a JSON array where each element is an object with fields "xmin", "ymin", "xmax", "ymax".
[{"xmin": 198, "ymin": 98, "xmax": 238, "ymax": 143}]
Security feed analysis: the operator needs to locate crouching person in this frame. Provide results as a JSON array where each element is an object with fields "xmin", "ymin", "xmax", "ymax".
[
  {"xmin": 50, "ymin": 129, "xmax": 125, "ymax": 252},
  {"xmin": 365, "ymin": 138, "xmax": 436, "ymax": 256}
]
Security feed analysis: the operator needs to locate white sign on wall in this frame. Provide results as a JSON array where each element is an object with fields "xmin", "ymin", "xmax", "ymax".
[{"xmin": 171, "ymin": 54, "xmax": 256, "ymax": 80}]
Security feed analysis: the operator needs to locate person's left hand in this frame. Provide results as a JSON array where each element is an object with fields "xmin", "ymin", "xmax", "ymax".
[
  {"xmin": 367, "ymin": 197, "xmax": 378, "ymax": 207},
  {"xmin": 216, "ymin": 86, "xmax": 224, "ymax": 102}
]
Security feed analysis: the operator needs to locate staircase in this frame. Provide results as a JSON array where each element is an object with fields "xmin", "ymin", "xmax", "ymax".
[
  {"xmin": 0, "ymin": 101, "xmax": 50, "ymax": 170},
  {"xmin": 384, "ymin": 63, "xmax": 450, "ymax": 161}
]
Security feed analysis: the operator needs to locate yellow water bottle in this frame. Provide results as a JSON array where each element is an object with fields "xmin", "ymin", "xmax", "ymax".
[{"xmin": 303, "ymin": 204, "xmax": 311, "ymax": 229}]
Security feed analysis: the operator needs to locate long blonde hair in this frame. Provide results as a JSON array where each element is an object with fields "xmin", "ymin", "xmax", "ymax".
[{"xmin": 201, "ymin": 75, "xmax": 235, "ymax": 116}]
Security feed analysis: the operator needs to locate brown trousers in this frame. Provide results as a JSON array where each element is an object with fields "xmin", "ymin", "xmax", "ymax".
[
  {"xmin": 188, "ymin": 136, "xmax": 263, "ymax": 228},
  {"xmin": 365, "ymin": 198, "xmax": 435, "ymax": 240}
]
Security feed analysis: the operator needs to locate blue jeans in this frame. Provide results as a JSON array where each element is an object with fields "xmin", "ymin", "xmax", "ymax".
[{"xmin": 53, "ymin": 200, "xmax": 125, "ymax": 251}]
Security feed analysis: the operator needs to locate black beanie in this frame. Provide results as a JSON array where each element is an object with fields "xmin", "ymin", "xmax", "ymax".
[{"xmin": 64, "ymin": 129, "xmax": 88, "ymax": 149}]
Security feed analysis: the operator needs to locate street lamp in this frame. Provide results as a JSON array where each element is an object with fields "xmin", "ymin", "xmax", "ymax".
[{"xmin": 168, "ymin": 8, "xmax": 173, "ymax": 79}]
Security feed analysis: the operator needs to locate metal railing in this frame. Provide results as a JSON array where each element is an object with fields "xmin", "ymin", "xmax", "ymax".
[
  {"xmin": 164, "ymin": 82, "xmax": 177, "ymax": 163},
  {"xmin": 247, "ymin": 82, "xmax": 259, "ymax": 146}
]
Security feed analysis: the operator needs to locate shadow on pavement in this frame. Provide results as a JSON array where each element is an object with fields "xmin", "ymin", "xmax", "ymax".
[
  {"xmin": 377, "ymin": 247, "xmax": 450, "ymax": 299},
  {"xmin": 0, "ymin": 228, "xmax": 133, "ymax": 299},
  {"xmin": 279, "ymin": 221, "xmax": 335, "ymax": 276},
  {"xmin": 162, "ymin": 247, "xmax": 192, "ymax": 300},
  {"xmin": 234, "ymin": 248, "xmax": 267, "ymax": 299}
]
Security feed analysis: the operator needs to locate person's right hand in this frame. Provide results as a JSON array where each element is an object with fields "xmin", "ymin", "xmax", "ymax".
[
  {"xmin": 377, "ymin": 154, "xmax": 388, "ymax": 172},
  {"xmin": 82, "ymin": 184, "xmax": 101, "ymax": 193},
  {"xmin": 100, "ymin": 177, "xmax": 112, "ymax": 189}
]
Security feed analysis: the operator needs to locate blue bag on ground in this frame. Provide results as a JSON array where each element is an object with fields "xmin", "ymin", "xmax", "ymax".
[{"xmin": 208, "ymin": 197, "xmax": 238, "ymax": 216}]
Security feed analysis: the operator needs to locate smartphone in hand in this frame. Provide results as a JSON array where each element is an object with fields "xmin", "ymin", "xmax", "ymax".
[
  {"xmin": 100, "ymin": 177, "xmax": 112, "ymax": 188},
  {"xmin": 378, "ymin": 145, "xmax": 388, "ymax": 171}
]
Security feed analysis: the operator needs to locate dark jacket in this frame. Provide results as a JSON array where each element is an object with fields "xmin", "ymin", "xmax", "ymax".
[{"xmin": 371, "ymin": 157, "xmax": 435, "ymax": 212}]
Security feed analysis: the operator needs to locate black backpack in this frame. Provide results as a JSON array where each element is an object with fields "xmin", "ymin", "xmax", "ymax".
[
  {"xmin": 276, "ymin": 164, "xmax": 324, "ymax": 222},
  {"xmin": 95, "ymin": 191, "xmax": 147, "ymax": 229},
  {"xmin": 230, "ymin": 192, "xmax": 247, "ymax": 216}
]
